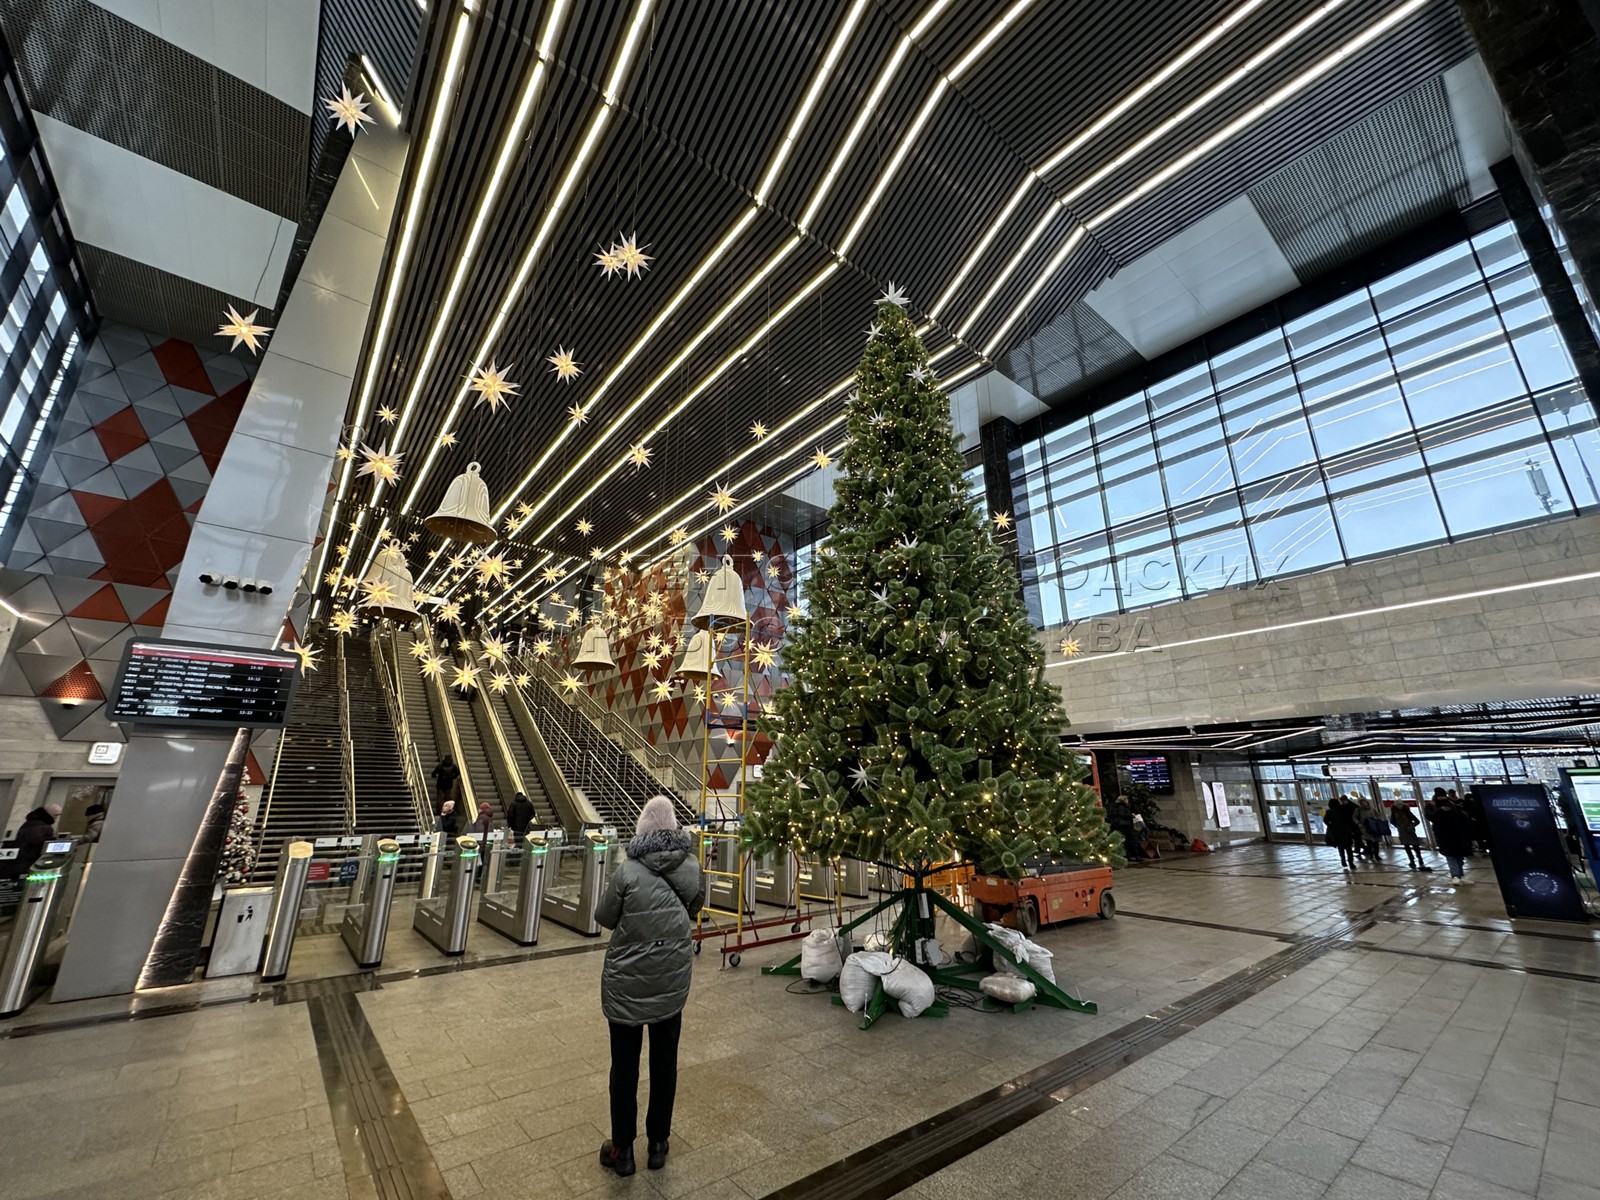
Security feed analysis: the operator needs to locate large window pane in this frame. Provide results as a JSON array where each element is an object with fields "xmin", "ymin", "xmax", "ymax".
[
  {"xmin": 1156, "ymin": 394, "xmax": 1235, "ymax": 503},
  {"xmin": 1221, "ymin": 365, "xmax": 1315, "ymax": 482},
  {"xmin": 1371, "ymin": 240, "xmax": 1477, "ymax": 320},
  {"xmin": 1042, "ymin": 420, "xmax": 1105, "ymax": 543},
  {"xmin": 1243, "ymin": 467, "xmax": 1341, "ymax": 576},
  {"xmin": 1535, "ymin": 385, "xmax": 1600, "ymax": 511},
  {"xmin": 1296, "ymin": 330, "xmax": 1409, "ymax": 457},
  {"xmin": 1111, "ymin": 512, "xmax": 1183, "ymax": 608},
  {"xmin": 1490, "ymin": 264, "xmax": 1577, "ymax": 392},
  {"xmin": 1172, "ymin": 495, "xmax": 1255, "ymax": 593},
  {"xmin": 1285, "ymin": 291, "xmax": 1379, "ymax": 356},
  {"xmin": 1100, "ymin": 424, "xmax": 1165, "ymax": 525},
  {"xmin": 1325, "ymin": 440, "xmax": 1445, "ymax": 558},
  {"xmin": 1211, "ymin": 328, "xmax": 1288, "ymax": 390},
  {"xmin": 1057, "ymin": 532, "xmax": 1121, "ymax": 620},
  {"xmin": 1387, "ymin": 287, "xmax": 1526, "ymax": 425}
]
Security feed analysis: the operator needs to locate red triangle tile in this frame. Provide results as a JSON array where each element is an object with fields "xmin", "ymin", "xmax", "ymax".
[
  {"xmin": 93, "ymin": 408, "xmax": 150, "ymax": 462},
  {"xmin": 66, "ymin": 584, "xmax": 130, "ymax": 623},
  {"xmin": 133, "ymin": 594, "xmax": 170, "ymax": 628},
  {"xmin": 73, "ymin": 490, "xmax": 124, "ymax": 526},
  {"xmin": 40, "ymin": 660, "xmax": 106, "ymax": 702},
  {"xmin": 152, "ymin": 339, "xmax": 209, "ymax": 391}
]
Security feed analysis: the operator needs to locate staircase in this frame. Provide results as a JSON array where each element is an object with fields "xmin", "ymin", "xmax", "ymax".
[
  {"xmin": 383, "ymin": 632, "xmax": 442, "ymax": 800},
  {"xmin": 251, "ymin": 658, "xmax": 345, "ymax": 882},
  {"xmin": 480, "ymin": 683, "xmax": 559, "ymax": 827},
  {"xmin": 513, "ymin": 658, "xmax": 695, "ymax": 834},
  {"xmin": 343, "ymin": 637, "xmax": 425, "ymax": 837}
]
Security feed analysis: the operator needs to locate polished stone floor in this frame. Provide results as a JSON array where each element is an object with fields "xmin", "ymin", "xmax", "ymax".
[{"xmin": 1, "ymin": 843, "xmax": 1596, "ymax": 1200}]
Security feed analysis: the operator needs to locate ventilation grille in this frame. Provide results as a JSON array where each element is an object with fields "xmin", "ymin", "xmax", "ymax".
[
  {"xmin": 1249, "ymin": 76, "xmax": 1470, "ymax": 279},
  {"xmin": 76, "ymin": 243, "xmax": 274, "ymax": 351}
]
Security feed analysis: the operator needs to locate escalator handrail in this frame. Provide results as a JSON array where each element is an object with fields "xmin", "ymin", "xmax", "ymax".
[{"xmin": 373, "ymin": 625, "xmax": 434, "ymax": 837}]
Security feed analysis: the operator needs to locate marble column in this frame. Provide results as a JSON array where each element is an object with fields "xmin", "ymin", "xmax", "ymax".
[
  {"xmin": 1454, "ymin": 0, "xmax": 1600, "ymax": 321},
  {"xmin": 52, "ymin": 118, "xmax": 408, "ymax": 1001}
]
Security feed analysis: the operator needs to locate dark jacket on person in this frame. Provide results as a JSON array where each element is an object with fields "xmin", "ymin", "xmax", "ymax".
[
  {"xmin": 437, "ymin": 807, "xmax": 459, "ymax": 836},
  {"xmin": 1324, "ymin": 798, "xmax": 1359, "ymax": 846},
  {"xmin": 596, "ymin": 827, "xmax": 705, "ymax": 1026},
  {"xmin": 16, "ymin": 808, "xmax": 55, "ymax": 869},
  {"xmin": 505, "ymin": 794, "xmax": 536, "ymax": 835},
  {"xmin": 1430, "ymin": 801, "xmax": 1474, "ymax": 858},
  {"xmin": 431, "ymin": 760, "xmax": 460, "ymax": 794}
]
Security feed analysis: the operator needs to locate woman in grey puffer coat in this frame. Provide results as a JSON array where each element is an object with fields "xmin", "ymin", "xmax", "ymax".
[{"xmin": 596, "ymin": 796, "xmax": 704, "ymax": 1178}]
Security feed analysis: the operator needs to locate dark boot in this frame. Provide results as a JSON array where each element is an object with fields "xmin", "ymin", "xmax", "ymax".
[
  {"xmin": 600, "ymin": 1141, "xmax": 635, "ymax": 1176},
  {"xmin": 647, "ymin": 1140, "xmax": 669, "ymax": 1170}
]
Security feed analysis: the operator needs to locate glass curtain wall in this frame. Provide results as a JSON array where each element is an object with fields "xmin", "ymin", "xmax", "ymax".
[
  {"xmin": 1016, "ymin": 219, "xmax": 1599, "ymax": 627},
  {"xmin": 0, "ymin": 42, "xmax": 92, "ymax": 559}
]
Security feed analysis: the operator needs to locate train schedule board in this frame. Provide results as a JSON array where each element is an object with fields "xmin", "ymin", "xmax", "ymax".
[{"xmin": 108, "ymin": 639, "xmax": 301, "ymax": 729}]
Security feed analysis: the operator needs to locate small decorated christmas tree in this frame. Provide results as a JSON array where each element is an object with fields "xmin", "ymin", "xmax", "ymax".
[
  {"xmin": 744, "ymin": 290, "xmax": 1122, "ymax": 880},
  {"xmin": 216, "ymin": 795, "xmax": 258, "ymax": 886}
]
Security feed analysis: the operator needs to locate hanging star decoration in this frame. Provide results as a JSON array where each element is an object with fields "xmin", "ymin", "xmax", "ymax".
[
  {"xmin": 559, "ymin": 673, "xmax": 582, "ymax": 694},
  {"xmin": 504, "ymin": 515, "xmax": 524, "ymax": 535},
  {"xmin": 810, "ymin": 447, "xmax": 832, "ymax": 471},
  {"xmin": 541, "ymin": 566, "xmax": 562, "ymax": 584},
  {"xmin": 489, "ymin": 672, "xmax": 512, "ymax": 694},
  {"xmin": 993, "ymin": 510, "xmax": 1013, "ymax": 531},
  {"xmin": 469, "ymin": 362, "xmax": 519, "ymax": 413},
  {"xmin": 719, "ymin": 523, "xmax": 738, "ymax": 544},
  {"xmin": 323, "ymin": 86, "xmax": 374, "ymax": 135},
  {"xmin": 908, "ymin": 364, "xmax": 931, "ymax": 384},
  {"xmin": 878, "ymin": 282, "xmax": 909, "ymax": 307},
  {"xmin": 567, "ymin": 402, "xmax": 590, "ymax": 426},
  {"xmin": 329, "ymin": 610, "xmax": 357, "ymax": 635},
  {"xmin": 753, "ymin": 643, "xmax": 777, "ymax": 670},
  {"xmin": 669, "ymin": 527, "xmax": 689, "ymax": 546},
  {"xmin": 448, "ymin": 554, "xmax": 468, "ymax": 572},
  {"xmin": 588, "ymin": 546, "xmax": 605, "ymax": 561},
  {"xmin": 217, "ymin": 306, "xmax": 272, "ymax": 355},
  {"xmin": 377, "ymin": 406, "xmax": 398, "ymax": 424},
  {"xmin": 356, "ymin": 443, "xmax": 403, "ymax": 484},
  {"xmin": 627, "ymin": 443, "xmax": 652, "ymax": 470},
  {"xmin": 576, "ymin": 518, "xmax": 594, "ymax": 536},
  {"xmin": 651, "ymin": 679, "xmax": 673, "ymax": 701},
  {"xmin": 866, "ymin": 321, "xmax": 883, "ymax": 339},
  {"xmin": 848, "ymin": 762, "xmax": 875, "ymax": 791},
  {"xmin": 547, "ymin": 347, "xmax": 582, "ymax": 383},
  {"xmin": 613, "ymin": 232, "xmax": 652, "ymax": 278},
  {"xmin": 475, "ymin": 554, "xmax": 510, "ymax": 585},
  {"xmin": 437, "ymin": 431, "xmax": 458, "ymax": 448},
  {"xmin": 712, "ymin": 484, "xmax": 736, "ymax": 513},
  {"xmin": 751, "ymin": 549, "xmax": 764, "ymax": 564},
  {"xmin": 481, "ymin": 637, "xmax": 506, "ymax": 663},
  {"xmin": 595, "ymin": 243, "xmax": 625, "ymax": 278},
  {"xmin": 287, "ymin": 640, "xmax": 320, "ymax": 675},
  {"xmin": 420, "ymin": 655, "xmax": 445, "ymax": 679},
  {"xmin": 324, "ymin": 569, "xmax": 343, "ymax": 588},
  {"xmin": 437, "ymin": 600, "xmax": 463, "ymax": 624},
  {"xmin": 335, "ymin": 444, "xmax": 356, "ymax": 462},
  {"xmin": 452, "ymin": 663, "xmax": 481, "ymax": 691},
  {"xmin": 361, "ymin": 577, "xmax": 396, "ymax": 609},
  {"xmin": 408, "ymin": 640, "xmax": 430, "ymax": 659},
  {"xmin": 750, "ymin": 421, "xmax": 769, "ymax": 441},
  {"xmin": 1059, "ymin": 637, "xmax": 1082, "ymax": 658},
  {"xmin": 515, "ymin": 673, "xmax": 531, "ymax": 688},
  {"xmin": 532, "ymin": 639, "xmax": 552, "ymax": 657}
]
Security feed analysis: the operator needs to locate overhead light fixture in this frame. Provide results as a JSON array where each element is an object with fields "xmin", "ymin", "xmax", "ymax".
[{"xmin": 359, "ymin": 54, "xmax": 399, "ymax": 121}]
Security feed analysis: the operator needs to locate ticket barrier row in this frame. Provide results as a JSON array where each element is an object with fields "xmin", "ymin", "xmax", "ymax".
[
  {"xmin": 747, "ymin": 852, "xmax": 878, "ymax": 909},
  {"xmin": 0, "ymin": 839, "xmax": 86, "ymax": 1018}
]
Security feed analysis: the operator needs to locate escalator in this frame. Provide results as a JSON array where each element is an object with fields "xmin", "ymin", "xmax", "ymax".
[
  {"xmin": 383, "ymin": 630, "xmax": 443, "ymax": 790},
  {"xmin": 444, "ymin": 683, "xmax": 503, "ymax": 824},
  {"xmin": 479, "ymin": 683, "xmax": 559, "ymax": 827}
]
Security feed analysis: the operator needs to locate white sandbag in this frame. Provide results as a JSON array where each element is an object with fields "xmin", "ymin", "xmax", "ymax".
[
  {"xmin": 838, "ymin": 951, "xmax": 895, "ymax": 1012},
  {"xmin": 863, "ymin": 930, "xmax": 892, "ymax": 952},
  {"xmin": 799, "ymin": 928, "xmax": 842, "ymax": 983},
  {"xmin": 986, "ymin": 922, "xmax": 1057, "ymax": 984},
  {"xmin": 879, "ymin": 957, "xmax": 936, "ymax": 1019},
  {"xmin": 979, "ymin": 973, "xmax": 1036, "ymax": 1005}
]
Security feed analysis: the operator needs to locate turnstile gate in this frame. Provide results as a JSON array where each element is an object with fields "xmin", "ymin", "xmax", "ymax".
[
  {"xmin": 541, "ymin": 828, "xmax": 614, "ymax": 935},
  {"xmin": 340, "ymin": 838, "xmax": 402, "ymax": 968},
  {"xmin": 261, "ymin": 840, "xmax": 314, "ymax": 982},
  {"xmin": 0, "ymin": 839, "xmax": 83, "ymax": 1017},
  {"xmin": 412, "ymin": 837, "xmax": 478, "ymax": 955},
  {"xmin": 478, "ymin": 830, "xmax": 555, "ymax": 945}
]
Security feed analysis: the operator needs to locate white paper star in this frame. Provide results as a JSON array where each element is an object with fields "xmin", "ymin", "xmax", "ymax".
[
  {"xmin": 849, "ymin": 762, "xmax": 874, "ymax": 791},
  {"xmin": 324, "ymin": 87, "xmax": 374, "ymax": 135},
  {"xmin": 810, "ymin": 447, "xmax": 832, "ymax": 471},
  {"xmin": 547, "ymin": 347, "xmax": 582, "ymax": 382},
  {"xmin": 217, "ymin": 306, "xmax": 272, "ymax": 355},
  {"xmin": 469, "ymin": 362, "xmax": 519, "ymax": 412},
  {"xmin": 615, "ymin": 233, "xmax": 652, "ymax": 278},
  {"xmin": 627, "ymin": 443, "xmax": 652, "ymax": 469},
  {"xmin": 356, "ymin": 443, "xmax": 403, "ymax": 483},
  {"xmin": 878, "ymin": 282, "xmax": 909, "ymax": 307}
]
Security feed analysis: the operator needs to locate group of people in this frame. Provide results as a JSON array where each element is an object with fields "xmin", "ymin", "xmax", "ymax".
[
  {"xmin": 428, "ymin": 754, "xmax": 538, "ymax": 843},
  {"xmin": 1322, "ymin": 787, "xmax": 1487, "ymax": 881}
]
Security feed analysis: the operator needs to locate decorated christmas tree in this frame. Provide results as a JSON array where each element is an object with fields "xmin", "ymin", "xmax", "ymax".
[
  {"xmin": 216, "ymin": 795, "xmax": 258, "ymax": 886},
  {"xmin": 744, "ymin": 290, "xmax": 1122, "ymax": 880}
]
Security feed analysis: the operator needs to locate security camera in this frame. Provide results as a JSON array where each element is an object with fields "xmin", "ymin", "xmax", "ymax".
[
  {"xmin": 257, "ymin": 582, "xmax": 274, "ymax": 596},
  {"xmin": 222, "ymin": 576, "xmax": 241, "ymax": 590},
  {"xmin": 199, "ymin": 570, "xmax": 221, "ymax": 587},
  {"xmin": 241, "ymin": 579, "xmax": 260, "ymax": 593}
]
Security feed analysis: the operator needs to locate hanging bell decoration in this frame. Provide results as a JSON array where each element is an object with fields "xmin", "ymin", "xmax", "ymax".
[
  {"xmin": 358, "ymin": 543, "xmax": 422, "ymax": 625},
  {"xmin": 571, "ymin": 621, "xmax": 615, "ymax": 671},
  {"xmin": 673, "ymin": 628, "xmax": 714, "ymax": 680},
  {"xmin": 691, "ymin": 554, "xmax": 747, "ymax": 629},
  {"xmin": 422, "ymin": 461, "xmax": 496, "ymax": 544}
]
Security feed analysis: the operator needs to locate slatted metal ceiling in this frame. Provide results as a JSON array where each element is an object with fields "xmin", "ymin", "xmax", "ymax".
[{"xmin": 325, "ymin": 0, "xmax": 1477, "ymax": 615}]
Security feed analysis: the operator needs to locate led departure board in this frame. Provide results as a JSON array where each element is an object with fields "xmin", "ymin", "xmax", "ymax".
[
  {"xmin": 109, "ymin": 639, "xmax": 301, "ymax": 728},
  {"xmin": 1127, "ymin": 755, "xmax": 1174, "ymax": 794}
]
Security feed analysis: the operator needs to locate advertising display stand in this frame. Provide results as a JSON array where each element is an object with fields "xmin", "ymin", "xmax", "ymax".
[
  {"xmin": 1557, "ymin": 770, "xmax": 1600, "ymax": 899},
  {"xmin": 1475, "ymin": 784, "xmax": 1588, "ymax": 922}
]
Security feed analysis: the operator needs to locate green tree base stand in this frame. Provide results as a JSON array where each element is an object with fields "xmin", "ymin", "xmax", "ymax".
[{"xmin": 762, "ymin": 866, "xmax": 1096, "ymax": 1029}]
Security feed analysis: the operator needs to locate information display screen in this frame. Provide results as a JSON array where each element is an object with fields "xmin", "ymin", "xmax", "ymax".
[
  {"xmin": 1569, "ymin": 771, "xmax": 1600, "ymax": 833},
  {"xmin": 109, "ymin": 639, "xmax": 301, "ymax": 729},
  {"xmin": 1127, "ymin": 755, "xmax": 1174, "ymax": 794}
]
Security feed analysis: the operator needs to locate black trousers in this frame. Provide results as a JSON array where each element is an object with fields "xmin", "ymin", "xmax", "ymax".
[{"xmin": 608, "ymin": 1012, "xmax": 682, "ymax": 1146}]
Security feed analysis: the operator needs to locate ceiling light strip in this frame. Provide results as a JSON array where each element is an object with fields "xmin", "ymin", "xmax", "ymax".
[
  {"xmin": 980, "ymin": 226, "xmax": 1085, "ymax": 355},
  {"xmin": 756, "ymin": 0, "xmax": 871, "ymax": 204}
]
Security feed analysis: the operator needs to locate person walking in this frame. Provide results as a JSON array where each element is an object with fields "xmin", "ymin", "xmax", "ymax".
[
  {"xmin": 505, "ymin": 791, "xmax": 536, "ymax": 837},
  {"xmin": 430, "ymin": 756, "xmax": 460, "ymax": 808},
  {"xmin": 15, "ymin": 804, "xmax": 61, "ymax": 869},
  {"xmin": 1357, "ymin": 797, "xmax": 1389, "ymax": 862},
  {"xmin": 1430, "ymin": 793, "xmax": 1475, "ymax": 883},
  {"xmin": 1324, "ymin": 794, "xmax": 1359, "ymax": 871},
  {"xmin": 471, "ymin": 801, "xmax": 493, "ymax": 841},
  {"xmin": 596, "ymin": 797, "xmax": 704, "ymax": 1178},
  {"xmin": 1390, "ymin": 800, "xmax": 1432, "ymax": 871}
]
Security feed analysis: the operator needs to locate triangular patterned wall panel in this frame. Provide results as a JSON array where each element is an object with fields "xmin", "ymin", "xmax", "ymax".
[{"xmin": 1, "ymin": 322, "xmax": 257, "ymax": 714}]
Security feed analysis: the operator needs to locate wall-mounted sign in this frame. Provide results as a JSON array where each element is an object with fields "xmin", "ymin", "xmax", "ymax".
[
  {"xmin": 87, "ymin": 742, "xmax": 123, "ymax": 765},
  {"xmin": 1325, "ymin": 762, "xmax": 1407, "ymax": 778},
  {"xmin": 108, "ymin": 638, "xmax": 301, "ymax": 729}
]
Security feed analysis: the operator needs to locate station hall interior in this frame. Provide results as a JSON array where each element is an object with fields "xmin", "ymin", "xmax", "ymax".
[{"xmin": 2, "ymin": 1, "xmax": 1600, "ymax": 1198}]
